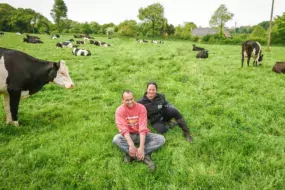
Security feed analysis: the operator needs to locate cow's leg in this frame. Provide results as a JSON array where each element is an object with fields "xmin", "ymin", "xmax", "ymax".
[
  {"xmin": 8, "ymin": 89, "xmax": 21, "ymax": 126},
  {"xmin": 3, "ymin": 93, "xmax": 12, "ymax": 125},
  {"xmin": 241, "ymin": 56, "xmax": 244, "ymax": 68},
  {"xmin": 247, "ymin": 57, "xmax": 250, "ymax": 67}
]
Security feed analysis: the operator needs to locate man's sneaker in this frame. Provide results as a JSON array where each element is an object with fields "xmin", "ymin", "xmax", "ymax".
[
  {"xmin": 124, "ymin": 154, "xmax": 134, "ymax": 163},
  {"xmin": 143, "ymin": 155, "xmax": 156, "ymax": 171}
]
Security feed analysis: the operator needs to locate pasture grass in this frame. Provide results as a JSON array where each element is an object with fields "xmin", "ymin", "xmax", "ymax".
[{"xmin": 0, "ymin": 33, "xmax": 285, "ymax": 189}]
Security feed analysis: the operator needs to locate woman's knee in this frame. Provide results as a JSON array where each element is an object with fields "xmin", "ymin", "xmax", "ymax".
[{"xmin": 152, "ymin": 123, "xmax": 168, "ymax": 134}]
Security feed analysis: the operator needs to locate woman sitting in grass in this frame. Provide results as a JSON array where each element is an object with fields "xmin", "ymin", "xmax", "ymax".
[{"xmin": 137, "ymin": 81, "xmax": 193, "ymax": 142}]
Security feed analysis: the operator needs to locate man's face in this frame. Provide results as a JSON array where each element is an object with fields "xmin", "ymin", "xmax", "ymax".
[{"xmin": 122, "ymin": 92, "xmax": 135, "ymax": 108}]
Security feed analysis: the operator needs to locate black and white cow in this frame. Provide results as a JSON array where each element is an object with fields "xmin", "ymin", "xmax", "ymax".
[
  {"xmin": 272, "ymin": 62, "xmax": 285, "ymax": 74},
  {"xmin": 72, "ymin": 47, "xmax": 91, "ymax": 56},
  {"xmin": 0, "ymin": 32, "xmax": 4, "ymax": 36},
  {"xmin": 23, "ymin": 38, "xmax": 43, "ymax": 44},
  {"xmin": 93, "ymin": 41, "xmax": 110, "ymax": 47},
  {"xmin": 196, "ymin": 49, "xmax": 208, "ymax": 59},
  {"xmin": 0, "ymin": 48, "xmax": 74, "ymax": 126},
  {"xmin": 56, "ymin": 41, "xmax": 73, "ymax": 48},
  {"xmin": 26, "ymin": 34, "xmax": 40, "ymax": 40},
  {"xmin": 76, "ymin": 40, "xmax": 85, "ymax": 44},
  {"xmin": 192, "ymin": 44, "xmax": 205, "ymax": 51},
  {"xmin": 151, "ymin": 40, "xmax": 164, "ymax": 44},
  {"xmin": 241, "ymin": 40, "xmax": 263, "ymax": 67}
]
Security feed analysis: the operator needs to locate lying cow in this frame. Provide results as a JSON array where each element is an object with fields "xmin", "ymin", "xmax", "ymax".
[
  {"xmin": 272, "ymin": 62, "xmax": 285, "ymax": 73},
  {"xmin": 74, "ymin": 35, "xmax": 82, "ymax": 38},
  {"xmin": 152, "ymin": 40, "xmax": 164, "ymax": 44},
  {"xmin": 196, "ymin": 49, "xmax": 208, "ymax": 59},
  {"xmin": 72, "ymin": 47, "xmax": 91, "ymax": 56},
  {"xmin": 0, "ymin": 48, "xmax": 74, "ymax": 126},
  {"xmin": 26, "ymin": 34, "xmax": 40, "ymax": 40},
  {"xmin": 242, "ymin": 40, "xmax": 263, "ymax": 67},
  {"xmin": 192, "ymin": 44, "xmax": 205, "ymax": 51},
  {"xmin": 23, "ymin": 38, "xmax": 43, "ymax": 44},
  {"xmin": 93, "ymin": 41, "xmax": 111, "ymax": 47},
  {"xmin": 56, "ymin": 41, "xmax": 73, "ymax": 48},
  {"xmin": 0, "ymin": 32, "xmax": 4, "ymax": 36},
  {"xmin": 76, "ymin": 40, "xmax": 85, "ymax": 44}
]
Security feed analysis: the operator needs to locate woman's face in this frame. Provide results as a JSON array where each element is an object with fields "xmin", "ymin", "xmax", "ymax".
[{"xmin": 146, "ymin": 84, "xmax": 157, "ymax": 99}]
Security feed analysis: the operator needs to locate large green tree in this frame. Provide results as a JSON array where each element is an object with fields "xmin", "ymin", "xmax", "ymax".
[
  {"xmin": 271, "ymin": 12, "xmax": 285, "ymax": 44},
  {"xmin": 138, "ymin": 3, "xmax": 166, "ymax": 38},
  {"xmin": 209, "ymin": 4, "xmax": 234, "ymax": 37},
  {"xmin": 174, "ymin": 22, "xmax": 197, "ymax": 40},
  {"xmin": 118, "ymin": 20, "xmax": 138, "ymax": 37},
  {"xmin": 0, "ymin": 3, "xmax": 16, "ymax": 31},
  {"xmin": 50, "ymin": 0, "xmax": 68, "ymax": 33}
]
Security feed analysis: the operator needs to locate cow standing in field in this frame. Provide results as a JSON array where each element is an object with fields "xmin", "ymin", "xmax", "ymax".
[
  {"xmin": 241, "ymin": 40, "xmax": 263, "ymax": 67},
  {"xmin": 272, "ymin": 62, "xmax": 285, "ymax": 73},
  {"xmin": 192, "ymin": 44, "xmax": 205, "ymax": 51},
  {"xmin": 0, "ymin": 48, "xmax": 74, "ymax": 126}
]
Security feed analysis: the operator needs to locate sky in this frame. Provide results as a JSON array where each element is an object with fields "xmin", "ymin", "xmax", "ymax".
[{"xmin": 2, "ymin": 0, "xmax": 284, "ymax": 28}]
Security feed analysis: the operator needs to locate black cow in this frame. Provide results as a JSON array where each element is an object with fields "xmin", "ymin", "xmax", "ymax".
[
  {"xmin": 69, "ymin": 39, "xmax": 74, "ymax": 42},
  {"xmin": 196, "ymin": 49, "xmax": 208, "ymax": 59},
  {"xmin": 242, "ymin": 40, "xmax": 263, "ymax": 67},
  {"xmin": 272, "ymin": 62, "xmax": 285, "ymax": 73},
  {"xmin": 100, "ymin": 42, "xmax": 111, "ymax": 47},
  {"xmin": 192, "ymin": 44, "xmax": 205, "ymax": 51},
  {"xmin": 0, "ymin": 48, "xmax": 74, "ymax": 126},
  {"xmin": 0, "ymin": 32, "xmax": 4, "ymax": 36},
  {"xmin": 26, "ymin": 34, "xmax": 40, "ymax": 40},
  {"xmin": 23, "ymin": 38, "xmax": 43, "ymax": 44},
  {"xmin": 76, "ymin": 40, "xmax": 85, "ymax": 44}
]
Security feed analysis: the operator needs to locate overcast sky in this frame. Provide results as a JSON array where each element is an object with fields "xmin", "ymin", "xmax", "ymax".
[{"xmin": 2, "ymin": 0, "xmax": 284, "ymax": 28}]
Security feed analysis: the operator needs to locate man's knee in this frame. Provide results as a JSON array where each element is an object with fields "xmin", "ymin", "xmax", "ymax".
[{"xmin": 112, "ymin": 134, "xmax": 122, "ymax": 145}]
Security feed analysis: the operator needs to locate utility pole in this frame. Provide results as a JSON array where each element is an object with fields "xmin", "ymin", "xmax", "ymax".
[{"xmin": 267, "ymin": 0, "xmax": 275, "ymax": 52}]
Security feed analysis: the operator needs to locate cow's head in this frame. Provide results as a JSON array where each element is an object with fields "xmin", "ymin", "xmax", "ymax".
[
  {"xmin": 56, "ymin": 43, "xmax": 62, "ymax": 48},
  {"xmin": 53, "ymin": 60, "xmax": 74, "ymax": 89},
  {"xmin": 258, "ymin": 53, "xmax": 263, "ymax": 63},
  {"xmin": 86, "ymin": 50, "xmax": 91, "ymax": 56}
]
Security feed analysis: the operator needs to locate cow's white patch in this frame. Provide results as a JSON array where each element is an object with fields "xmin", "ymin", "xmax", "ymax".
[
  {"xmin": 21, "ymin": 91, "xmax": 30, "ymax": 99},
  {"xmin": 53, "ymin": 61, "xmax": 75, "ymax": 89},
  {"xmin": 243, "ymin": 51, "xmax": 248, "ymax": 58},
  {"xmin": 0, "ymin": 56, "xmax": 8, "ymax": 93}
]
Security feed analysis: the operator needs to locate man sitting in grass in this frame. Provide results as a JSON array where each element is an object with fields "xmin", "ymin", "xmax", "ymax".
[{"xmin": 113, "ymin": 90, "xmax": 165, "ymax": 171}]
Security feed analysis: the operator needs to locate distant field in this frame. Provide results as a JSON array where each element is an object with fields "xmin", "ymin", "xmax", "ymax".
[{"xmin": 0, "ymin": 32, "xmax": 285, "ymax": 189}]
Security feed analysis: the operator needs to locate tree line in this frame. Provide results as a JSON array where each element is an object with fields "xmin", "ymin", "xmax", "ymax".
[{"xmin": 0, "ymin": 1, "xmax": 284, "ymax": 44}]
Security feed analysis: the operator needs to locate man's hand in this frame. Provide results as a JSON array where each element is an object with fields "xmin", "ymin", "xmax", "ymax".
[
  {"xmin": 136, "ymin": 147, "xmax": 145, "ymax": 160},
  {"xmin": 129, "ymin": 145, "xmax": 137, "ymax": 157}
]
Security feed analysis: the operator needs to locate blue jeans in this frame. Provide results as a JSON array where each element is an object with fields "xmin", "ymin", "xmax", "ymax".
[{"xmin": 113, "ymin": 133, "xmax": 165, "ymax": 155}]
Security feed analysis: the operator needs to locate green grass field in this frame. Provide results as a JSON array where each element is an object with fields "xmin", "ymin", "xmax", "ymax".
[{"xmin": 0, "ymin": 33, "xmax": 285, "ymax": 189}]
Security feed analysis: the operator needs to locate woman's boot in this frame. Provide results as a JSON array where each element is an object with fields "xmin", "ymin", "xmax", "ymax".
[{"xmin": 176, "ymin": 118, "xmax": 193, "ymax": 142}]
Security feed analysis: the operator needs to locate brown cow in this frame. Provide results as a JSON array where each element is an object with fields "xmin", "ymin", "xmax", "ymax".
[{"xmin": 272, "ymin": 62, "xmax": 285, "ymax": 73}]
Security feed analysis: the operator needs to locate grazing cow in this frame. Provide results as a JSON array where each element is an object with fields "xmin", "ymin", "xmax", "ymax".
[
  {"xmin": 26, "ymin": 34, "xmax": 40, "ymax": 40},
  {"xmin": 56, "ymin": 41, "xmax": 73, "ymax": 48},
  {"xmin": 0, "ymin": 32, "xmax": 4, "ymax": 36},
  {"xmin": 196, "ymin": 50, "xmax": 208, "ymax": 59},
  {"xmin": 76, "ymin": 40, "xmax": 85, "ymax": 44},
  {"xmin": 72, "ymin": 47, "xmax": 91, "ymax": 56},
  {"xmin": 272, "ymin": 62, "xmax": 285, "ymax": 74},
  {"xmin": 0, "ymin": 48, "xmax": 74, "ymax": 126},
  {"xmin": 23, "ymin": 38, "xmax": 43, "ymax": 44},
  {"xmin": 242, "ymin": 40, "xmax": 263, "ymax": 67},
  {"xmin": 192, "ymin": 44, "xmax": 205, "ymax": 51}
]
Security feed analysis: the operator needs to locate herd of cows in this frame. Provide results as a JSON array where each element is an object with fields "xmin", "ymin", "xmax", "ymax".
[{"xmin": 0, "ymin": 32, "xmax": 285, "ymax": 126}]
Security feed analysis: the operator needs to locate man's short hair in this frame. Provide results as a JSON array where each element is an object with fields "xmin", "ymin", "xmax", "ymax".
[{"xmin": 122, "ymin": 90, "xmax": 133, "ymax": 98}]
